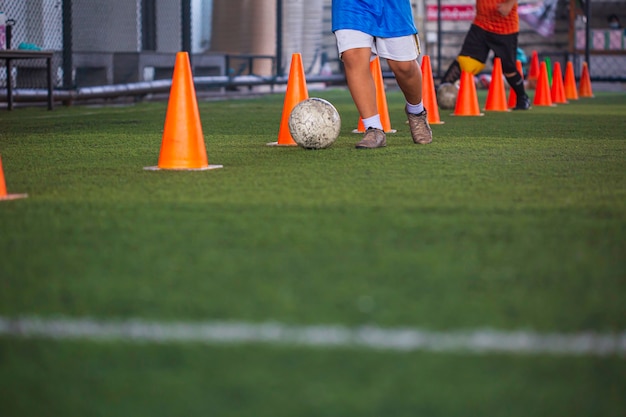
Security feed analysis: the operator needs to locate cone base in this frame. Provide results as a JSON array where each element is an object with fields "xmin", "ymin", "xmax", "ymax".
[
  {"xmin": 351, "ymin": 129, "xmax": 397, "ymax": 134},
  {"xmin": 404, "ymin": 120, "xmax": 445, "ymax": 125},
  {"xmin": 266, "ymin": 142, "xmax": 298, "ymax": 147},
  {"xmin": 144, "ymin": 165, "xmax": 223, "ymax": 171},
  {"xmin": 0, "ymin": 193, "xmax": 28, "ymax": 201},
  {"xmin": 484, "ymin": 108, "xmax": 511, "ymax": 112}
]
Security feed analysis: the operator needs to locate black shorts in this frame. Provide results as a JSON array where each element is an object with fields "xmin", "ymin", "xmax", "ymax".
[{"xmin": 459, "ymin": 24, "xmax": 519, "ymax": 74}]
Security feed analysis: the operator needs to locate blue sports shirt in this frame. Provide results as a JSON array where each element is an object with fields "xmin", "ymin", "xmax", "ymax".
[{"xmin": 332, "ymin": 0, "xmax": 418, "ymax": 38}]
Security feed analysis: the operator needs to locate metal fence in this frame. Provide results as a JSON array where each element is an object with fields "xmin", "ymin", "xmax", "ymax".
[
  {"xmin": 1, "ymin": 0, "xmax": 215, "ymax": 92},
  {"xmin": 1, "ymin": 0, "xmax": 624, "ymax": 106},
  {"xmin": 1, "ymin": 0, "xmax": 63, "ymax": 90}
]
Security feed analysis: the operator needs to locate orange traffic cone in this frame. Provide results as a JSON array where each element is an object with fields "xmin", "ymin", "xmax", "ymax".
[
  {"xmin": 371, "ymin": 57, "xmax": 395, "ymax": 133},
  {"xmin": 269, "ymin": 53, "xmax": 309, "ymax": 146},
  {"xmin": 484, "ymin": 57, "xmax": 509, "ymax": 111},
  {"xmin": 145, "ymin": 52, "xmax": 222, "ymax": 171},
  {"xmin": 355, "ymin": 117, "xmax": 366, "ymax": 133},
  {"xmin": 550, "ymin": 62, "xmax": 568, "ymax": 104},
  {"xmin": 564, "ymin": 61, "xmax": 579, "ymax": 101},
  {"xmin": 420, "ymin": 55, "xmax": 444, "ymax": 124},
  {"xmin": 532, "ymin": 61, "xmax": 554, "ymax": 107},
  {"xmin": 578, "ymin": 61, "xmax": 594, "ymax": 98},
  {"xmin": 527, "ymin": 50, "xmax": 540, "ymax": 89},
  {"xmin": 507, "ymin": 60, "xmax": 524, "ymax": 109},
  {"xmin": 354, "ymin": 57, "xmax": 396, "ymax": 133},
  {"xmin": 453, "ymin": 70, "xmax": 483, "ymax": 116},
  {"xmin": 0, "ymin": 155, "xmax": 28, "ymax": 201}
]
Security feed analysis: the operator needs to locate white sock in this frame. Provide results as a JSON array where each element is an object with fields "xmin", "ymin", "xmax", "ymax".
[
  {"xmin": 406, "ymin": 101, "xmax": 424, "ymax": 114},
  {"xmin": 362, "ymin": 114, "xmax": 383, "ymax": 130}
]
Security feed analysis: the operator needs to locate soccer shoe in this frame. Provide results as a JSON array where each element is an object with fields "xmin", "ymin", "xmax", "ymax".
[
  {"xmin": 514, "ymin": 94, "xmax": 531, "ymax": 110},
  {"xmin": 355, "ymin": 127, "xmax": 386, "ymax": 149},
  {"xmin": 405, "ymin": 108, "xmax": 433, "ymax": 144}
]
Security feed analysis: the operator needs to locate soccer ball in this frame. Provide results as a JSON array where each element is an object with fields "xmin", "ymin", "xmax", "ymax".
[
  {"xmin": 288, "ymin": 98, "xmax": 341, "ymax": 149},
  {"xmin": 477, "ymin": 73, "xmax": 492, "ymax": 89},
  {"xmin": 437, "ymin": 83, "xmax": 459, "ymax": 110}
]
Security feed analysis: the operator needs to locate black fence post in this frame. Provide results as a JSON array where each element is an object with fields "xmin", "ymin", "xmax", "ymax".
[
  {"xmin": 182, "ymin": 0, "xmax": 191, "ymax": 54},
  {"xmin": 276, "ymin": 0, "xmax": 283, "ymax": 77},
  {"xmin": 437, "ymin": 0, "xmax": 442, "ymax": 78},
  {"xmin": 584, "ymin": 0, "xmax": 590, "ymax": 71},
  {"xmin": 62, "ymin": 0, "xmax": 73, "ymax": 89}
]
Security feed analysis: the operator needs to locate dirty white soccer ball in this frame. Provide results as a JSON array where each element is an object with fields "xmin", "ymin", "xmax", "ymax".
[
  {"xmin": 288, "ymin": 98, "xmax": 341, "ymax": 149},
  {"xmin": 437, "ymin": 82, "xmax": 459, "ymax": 110}
]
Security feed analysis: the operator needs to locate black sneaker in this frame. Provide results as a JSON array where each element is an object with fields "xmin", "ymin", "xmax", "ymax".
[{"xmin": 514, "ymin": 94, "xmax": 531, "ymax": 110}]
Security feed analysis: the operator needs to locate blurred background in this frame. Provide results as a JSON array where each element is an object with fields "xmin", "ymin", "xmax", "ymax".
[{"xmin": 0, "ymin": 0, "xmax": 624, "ymax": 101}]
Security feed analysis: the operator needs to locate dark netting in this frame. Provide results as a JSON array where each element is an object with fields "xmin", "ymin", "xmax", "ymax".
[
  {"xmin": 70, "ymin": 0, "xmax": 185, "ymax": 87},
  {"xmin": 1, "ymin": 0, "xmax": 623, "ymax": 105},
  {"xmin": 1, "ymin": 0, "xmax": 189, "ymax": 92},
  {"xmin": 1, "ymin": 0, "xmax": 63, "ymax": 90}
]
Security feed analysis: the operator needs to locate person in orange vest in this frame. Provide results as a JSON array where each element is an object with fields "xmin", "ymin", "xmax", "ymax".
[{"xmin": 440, "ymin": 0, "xmax": 531, "ymax": 110}]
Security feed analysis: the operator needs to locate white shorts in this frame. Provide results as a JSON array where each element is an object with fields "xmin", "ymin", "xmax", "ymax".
[{"xmin": 335, "ymin": 29, "xmax": 421, "ymax": 62}]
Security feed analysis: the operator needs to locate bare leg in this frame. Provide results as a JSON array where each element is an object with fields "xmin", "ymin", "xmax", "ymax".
[
  {"xmin": 387, "ymin": 59, "xmax": 422, "ymax": 105},
  {"xmin": 342, "ymin": 48, "xmax": 378, "ymax": 118},
  {"xmin": 388, "ymin": 58, "xmax": 432, "ymax": 144}
]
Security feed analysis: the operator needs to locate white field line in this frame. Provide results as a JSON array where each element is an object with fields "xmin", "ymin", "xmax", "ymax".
[{"xmin": 1, "ymin": 316, "xmax": 625, "ymax": 357}]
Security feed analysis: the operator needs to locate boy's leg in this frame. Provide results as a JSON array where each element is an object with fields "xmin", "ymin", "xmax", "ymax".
[
  {"xmin": 388, "ymin": 59, "xmax": 432, "ymax": 145},
  {"xmin": 441, "ymin": 24, "xmax": 489, "ymax": 85},
  {"xmin": 335, "ymin": 29, "xmax": 386, "ymax": 148},
  {"xmin": 335, "ymin": 30, "xmax": 381, "ymax": 126},
  {"xmin": 341, "ymin": 47, "xmax": 378, "ymax": 120},
  {"xmin": 440, "ymin": 59, "xmax": 462, "ymax": 85},
  {"xmin": 387, "ymin": 59, "xmax": 422, "ymax": 105},
  {"xmin": 489, "ymin": 32, "xmax": 530, "ymax": 110},
  {"xmin": 379, "ymin": 33, "xmax": 432, "ymax": 145},
  {"xmin": 342, "ymin": 47, "xmax": 387, "ymax": 148}
]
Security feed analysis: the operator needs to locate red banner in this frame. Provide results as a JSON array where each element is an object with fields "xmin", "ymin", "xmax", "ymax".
[{"xmin": 426, "ymin": 4, "xmax": 475, "ymax": 21}]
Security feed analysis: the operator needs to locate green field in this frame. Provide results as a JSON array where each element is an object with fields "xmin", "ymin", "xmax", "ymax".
[{"xmin": 1, "ymin": 87, "xmax": 625, "ymax": 416}]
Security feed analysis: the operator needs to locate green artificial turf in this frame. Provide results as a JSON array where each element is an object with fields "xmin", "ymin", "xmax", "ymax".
[{"xmin": 0, "ymin": 88, "xmax": 625, "ymax": 416}]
